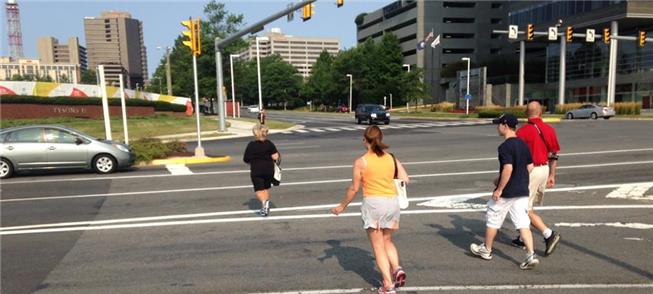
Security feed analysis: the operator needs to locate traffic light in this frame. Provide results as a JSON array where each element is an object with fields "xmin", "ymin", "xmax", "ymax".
[
  {"xmin": 181, "ymin": 18, "xmax": 201, "ymax": 56},
  {"xmin": 302, "ymin": 4, "xmax": 314, "ymax": 21},
  {"xmin": 603, "ymin": 28, "xmax": 610, "ymax": 44},
  {"xmin": 336, "ymin": 0, "xmax": 343, "ymax": 7},
  {"xmin": 566, "ymin": 26, "xmax": 573, "ymax": 42},
  {"xmin": 639, "ymin": 31, "xmax": 647, "ymax": 47},
  {"xmin": 527, "ymin": 24, "xmax": 534, "ymax": 41}
]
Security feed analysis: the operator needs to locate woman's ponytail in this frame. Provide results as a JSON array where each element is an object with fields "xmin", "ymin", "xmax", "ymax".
[{"xmin": 364, "ymin": 125, "xmax": 388, "ymax": 156}]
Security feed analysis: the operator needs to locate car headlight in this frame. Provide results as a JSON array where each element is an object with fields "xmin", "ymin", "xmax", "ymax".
[
  {"xmin": 113, "ymin": 144, "xmax": 130, "ymax": 153},
  {"xmin": 371, "ymin": 113, "xmax": 377, "ymax": 118},
  {"xmin": 386, "ymin": 113, "xmax": 390, "ymax": 117}
]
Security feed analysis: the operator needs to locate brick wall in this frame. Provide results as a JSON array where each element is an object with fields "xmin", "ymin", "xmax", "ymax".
[{"xmin": 0, "ymin": 104, "xmax": 155, "ymax": 119}]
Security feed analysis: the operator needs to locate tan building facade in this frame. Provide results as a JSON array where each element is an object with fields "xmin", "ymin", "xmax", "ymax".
[
  {"xmin": 241, "ymin": 28, "xmax": 340, "ymax": 78},
  {"xmin": 84, "ymin": 11, "xmax": 147, "ymax": 89},
  {"xmin": 37, "ymin": 36, "xmax": 87, "ymax": 71},
  {"xmin": 0, "ymin": 56, "xmax": 80, "ymax": 83}
]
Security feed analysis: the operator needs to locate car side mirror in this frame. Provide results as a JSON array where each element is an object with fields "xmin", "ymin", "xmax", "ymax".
[{"xmin": 75, "ymin": 137, "xmax": 84, "ymax": 145}]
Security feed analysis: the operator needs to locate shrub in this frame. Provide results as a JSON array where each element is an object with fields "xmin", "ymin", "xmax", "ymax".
[
  {"xmin": 0, "ymin": 95, "xmax": 186, "ymax": 112},
  {"xmin": 477, "ymin": 106, "xmax": 527, "ymax": 118},
  {"xmin": 430, "ymin": 102, "xmax": 455, "ymax": 112},
  {"xmin": 614, "ymin": 102, "xmax": 641, "ymax": 115},
  {"xmin": 129, "ymin": 138, "xmax": 187, "ymax": 163},
  {"xmin": 554, "ymin": 103, "xmax": 583, "ymax": 114}
]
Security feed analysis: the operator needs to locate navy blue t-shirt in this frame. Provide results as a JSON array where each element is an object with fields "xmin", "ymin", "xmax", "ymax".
[{"xmin": 497, "ymin": 137, "xmax": 533, "ymax": 198}]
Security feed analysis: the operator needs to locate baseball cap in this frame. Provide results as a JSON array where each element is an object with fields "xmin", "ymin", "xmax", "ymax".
[{"xmin": 492, "ymin": 113, "xmax": 518, "ymax": 128}]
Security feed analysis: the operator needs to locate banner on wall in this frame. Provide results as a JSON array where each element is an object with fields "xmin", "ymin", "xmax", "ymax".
[{"xmin": 0, "ymin": 81, "xmax": 191, "ymax": 106}]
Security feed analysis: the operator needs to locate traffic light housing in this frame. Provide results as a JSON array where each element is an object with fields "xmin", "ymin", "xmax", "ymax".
[
  {"xmin": 527, "ymin": 24, "xmax": 534, "ymax": 41},
  {"xmin": 603, "ymin": 28, "xmax": 610, "ymax": 44},
  {"xmin": 639, "ymin": 31, "xmax": 647, "ymax": 47},
  {"xmin": 336, "ymin": 0, "xmax": 343, "ymax": 7},
  {"xmin": 302, "ymin": 4, "xmax": 314, "ymax": 21},
  {"xmin": 566, "ymin": 26, "xmax": 573, "ymax": 42},
  {"xmin": 181, "ymin": 18, "xmax": 201, "ymax": 56}
]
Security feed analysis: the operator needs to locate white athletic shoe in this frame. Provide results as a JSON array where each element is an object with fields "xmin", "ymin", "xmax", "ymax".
[{"xmin": 470, "ymin": 243, "xmax": 492, "ymax": 260}]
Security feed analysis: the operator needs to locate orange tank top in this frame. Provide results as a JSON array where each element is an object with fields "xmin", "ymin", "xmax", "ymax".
[{"xmin": 362, "ymin": 152, "xmax": 397, "ymax": 197}]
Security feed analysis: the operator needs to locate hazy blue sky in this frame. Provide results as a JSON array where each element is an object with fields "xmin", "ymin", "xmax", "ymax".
[{"xmin": 2, "ymin": 0, "xmax": 385, "ymax": 78}]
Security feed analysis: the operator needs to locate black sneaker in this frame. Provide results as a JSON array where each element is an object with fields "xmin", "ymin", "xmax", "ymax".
[
  {"xmin": 544, "ymin": 231, "xmax": 561, "ymax": 256},
  {"xmin": 511, "ymin": 237, "xmax": 526, "ymax": 249},
  {"xmin": 258, "ymin": 208, "xmax": 268, "ymax": 217}
]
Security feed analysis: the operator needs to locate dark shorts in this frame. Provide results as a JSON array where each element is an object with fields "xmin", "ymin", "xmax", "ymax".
[{"xmin": 251, "ymin": 174, "xmax": 272, "ymax": 192}]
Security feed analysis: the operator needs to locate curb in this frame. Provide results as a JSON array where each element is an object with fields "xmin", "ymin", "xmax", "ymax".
[{"xmin": 149, "ymin": 155, "xmax": 231, "ymax": 166}]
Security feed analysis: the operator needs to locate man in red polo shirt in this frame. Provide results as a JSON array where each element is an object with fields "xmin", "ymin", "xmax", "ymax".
[{"xmin": 513, "ymin": 100, "xmax": 561, "ymax": 256}]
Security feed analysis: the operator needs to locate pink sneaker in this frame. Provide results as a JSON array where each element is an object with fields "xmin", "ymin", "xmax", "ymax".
[
  {"xmin": 393, "ymin": 267, "xmax": 406, "ymax": 288},
  {"xmin": 377, "ymin": 286, "xmax": 397, "ymax": 294}
]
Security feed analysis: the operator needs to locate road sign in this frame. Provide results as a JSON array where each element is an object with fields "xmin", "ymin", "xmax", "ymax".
[
  {"xmin": 509, "ymin": 25, "xmax": 518, "ymax": 39},
  {"xmin": 464, "ymin": 94, "xmax": 472, "ymax": 100},
  {"xmin": 548, "ymin": 26, "xmax": 558, "ymax": 41},
  {"xmin": 586, "ymin": 29, "xmax": 596, "ymax": 42}
]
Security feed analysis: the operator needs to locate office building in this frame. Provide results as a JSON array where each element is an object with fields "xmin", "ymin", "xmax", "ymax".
[
  {"xmin": 240, "ymin": 28, "xmax": 340, "ymax": 78},
  {"xmin": 84, "ymin": 11, "xmax": 148, "ymax": 89},
  {"xmin": 0, "ymin": 56, "xmax": 80, "ymax": 83},
  {"xmin": 37, "ymin": 36, "xmax": 87, "ymax": 71}
]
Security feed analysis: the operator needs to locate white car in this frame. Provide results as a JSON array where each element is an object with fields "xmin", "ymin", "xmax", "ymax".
[
  {"xmin": 565, "ymin": 104, "xmax": 616, "ymax": 120},
  {"xmin": 247, "ymin": 105, "xmax": 260, "ymax": 113}
]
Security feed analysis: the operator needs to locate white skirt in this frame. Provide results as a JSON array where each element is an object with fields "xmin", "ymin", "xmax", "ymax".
[{"xmin": 361, "ymin": 196, "xmax": 400, "ymax": 230}]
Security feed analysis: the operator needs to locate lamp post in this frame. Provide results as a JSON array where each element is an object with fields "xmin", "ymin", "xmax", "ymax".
[
  {"xmin": 462, "ymin": 57, "xmax": 471, "ymax": 115},
  {"xmin": 230, "ymin": 54, "xmax": 240, "ymax": 119},
  {"xmin": 402, "ymin": 64, "xmax": 411, "ymax": 72},
  {"xmin": 156, "ymin": 46, "xmax": 172, "ymax": 96},
  {"xmin": 403, "ymin": 64, "xmax": 411, "ymax": 111},
  {"xmin": 256, "ymin": 37, "xmax": 264, "ymax": 113},
  {"xmin": 346, "ymin": 74, "xmax": 352, "ymax": 113}
]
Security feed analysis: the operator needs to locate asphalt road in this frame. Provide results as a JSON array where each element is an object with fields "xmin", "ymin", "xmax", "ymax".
[{"xmin": 1, "ymin": 117, "xmax": 652, "ymax": 294}]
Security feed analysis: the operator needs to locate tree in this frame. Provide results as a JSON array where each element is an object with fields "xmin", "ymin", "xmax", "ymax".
[
  {"xmin": 80, "ymin": 70, "xmax": 97, "ymax": 85},
  {"xmin": 303, "ymin": 50, "xmax": 338, "ymax": 106},
  {"xmin": 59, "ymin": 74, "xmax": 70, "ymax": 84}
]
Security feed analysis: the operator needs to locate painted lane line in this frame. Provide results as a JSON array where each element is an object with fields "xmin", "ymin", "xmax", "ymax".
[
  {"xmin": 339, "ymin": 127, "xmax": 357, "ymax": 131},
  {"xmin": 323, "ymin": 128, "xmax": 341, "ymax": 132},
  {"xmin": 307, "ymin": 128, "xmax": 325, "ymax": 132},
  {"xmin": 2, "ymin": 147, "xmax": 652, "ymax": 185},
  {"xmin": 624, "ymin": 237, "xmax": 644, "ymax": 241},
  {"xmin": 164, "ymin": 164, "xmax": 193, "ymax": 175},
  {"xmin": 555, "ymin": 222, "xmax": 653, "ymax": 229},
  {"xmin": 294, "ymin": 129, "xmax": 309, "ymax": 133},
  {"xmin": 2, "ymin": 204, "xmax": 652, "ymax": 236},
  {"xmin": 254, "ymin": 283, "xmax": 653, "ymax": 294},
  {"xmin": 606, "ymin": 183, "xmax": 653, "ymax": 200},
  {"xmin": 3, "ymin": 182, "xmax": 652, "ymax": 232}
]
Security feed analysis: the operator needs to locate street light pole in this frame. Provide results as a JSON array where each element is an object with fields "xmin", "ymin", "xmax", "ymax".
[
  {"xmin": 256, "ymin": 37, "xmax": 264, "ymax": 113},
  {"xmin": 462, "ymin": 57, "xmax": 471, "ymax": 115},
  {"xmin": 346, "ymin": 74, "xmax": 352, "ymax": 113},
  {"xmin": 157, "ymin": 46, "xmax": 173, "ymax": 96},
  {"xmin": 230, "ymin": 54, "xmax": 239, "ymax": 119}
]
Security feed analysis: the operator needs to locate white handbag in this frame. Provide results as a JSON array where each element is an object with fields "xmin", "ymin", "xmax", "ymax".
[
  {"xmin": 272, "ymin": 158, "xmax": 282, "ymax": 186},
  {"xmin": 390, "ymin": 153, "xmax": 408, "ymax": 209}
]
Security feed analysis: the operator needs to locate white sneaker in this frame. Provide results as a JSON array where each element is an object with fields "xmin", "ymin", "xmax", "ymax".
[
  {"xmin": 519, "ymin": 252, "xmax": 540, "ymax": 270},
  {"xmin": 470, "ymin": 243, "xmax": 492, "ymax": 260}
]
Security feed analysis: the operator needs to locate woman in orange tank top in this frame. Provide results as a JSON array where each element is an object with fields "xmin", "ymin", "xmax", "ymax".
[{"xmin": 331, "ymin": 126, "xmax": 409, "ymax": 294}]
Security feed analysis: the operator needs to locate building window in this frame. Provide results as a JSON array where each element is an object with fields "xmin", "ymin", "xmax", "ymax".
[
  {"xmin": 491, "ymin": 3, "xmax": 503, "ymax": 9},
  {"xmin": 443, "ymin": 18, "xmax": 475, "ymax": 24},
  {"xmin": 443, "ymin": 2, "xmax": 475, "ymax": 8},
  {"xmin": 443, "ymin": 48, "xmax": 474, "ymax": 54},
  {"xmin": 443, "ymin": 33, "xmax": 475, "ymax": 39},
  {"xmin": 491, "ymin": 18, "xmax": 502, "ymax": 25}
]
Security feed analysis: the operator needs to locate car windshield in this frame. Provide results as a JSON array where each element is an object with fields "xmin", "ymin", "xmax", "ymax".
[{"xmin": 365, "ymin": 105, "xmax": 384, "ymax": 112}]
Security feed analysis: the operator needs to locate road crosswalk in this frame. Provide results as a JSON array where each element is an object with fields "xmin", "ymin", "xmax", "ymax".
[{"xmin": 276, "ymin": 120, "xmax": 491, "ymax": 135}]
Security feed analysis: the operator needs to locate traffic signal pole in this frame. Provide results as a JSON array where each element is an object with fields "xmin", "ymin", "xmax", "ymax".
[
  {"xmin": 607, "ymin": 21, "xmax": 618, "ymax": 107},
  {"xmin": 519, "ymin": 40, "xmax": 525, "ymax": 106},
  {"xmin": 214, "ymin": 0, "xmax": 316, "ymax": 131}
]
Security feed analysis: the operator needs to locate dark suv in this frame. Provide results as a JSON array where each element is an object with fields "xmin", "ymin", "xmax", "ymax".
[{"xmin": 355, "ymin": 104, "xmax": 390, "ymax": 125}]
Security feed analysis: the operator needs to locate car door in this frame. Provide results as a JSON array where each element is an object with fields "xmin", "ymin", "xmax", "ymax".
[
  {"xmin": 2, "ymin": 127, "xmax": 48, "ymax": 170},
  {"xmin": 44, "ymin": 128, "xmax": 89, "ymax": 168}
]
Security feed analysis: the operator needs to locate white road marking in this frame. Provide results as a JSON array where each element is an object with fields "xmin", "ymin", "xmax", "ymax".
[
  {"xmin": 555, "ymin": 222, "xmax": 653, "ymax": 229},
  {"xmin": 253, "ymin": 283, "xmax": 653, "ymax": 294},
  {"xmin": 307, "ymin": 128, "xmax": 325, "ymax": 132},
  {"xmin": 294, "ymin": 129, "xmax": 309, "ymax": 133},
  {"xmin": 1, "ymin": 147, "xmax": 651, "ymax": 185},
  {"xmin": 339, "ymin": 127, "xmax": 357, "ymax": 131},
  {"xmin": 323, "ymin": 128, "xmax": 341, "ymax": 131},
  {"xmin": 606, "ymin": 183, "xmax": 653, "ymax": 200},
  {"xmin": 2, "ymin": 204, "xmax": 651, "ymax": 236},
  {"xmin": 164, "ymin": 164, "xmax": 193, "ymax": 175},
  {"xmin": 624, "ymin": 237, "xmax": 644, "ymax": 241}
]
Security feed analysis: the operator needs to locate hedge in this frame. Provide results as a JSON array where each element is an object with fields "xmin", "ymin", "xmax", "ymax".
[
  {"xmin": 430, "ymin": 102, "xmax": 455, "ymax": 112},
  {"xmin": 0, "ymin": 95, "xmax": 186, "ymax": 112},
  {"xmin": 477, "ymin": 106, "xmax": 527, "ymax": 118},
  {"xmin": 555, "ymin": 102, "xmax": 641, "ymax": 115},
  {"xmin": 130, "ymin": 138, "xmax": 187, "ymax": 163}
]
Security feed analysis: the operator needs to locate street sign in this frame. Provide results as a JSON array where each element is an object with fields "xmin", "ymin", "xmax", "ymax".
[
  {"xmin": 548, "ymin": 26, "xmax": 558, "ymax": 41},
  {"xmin": 586, "ymin": 29, "xmax": 596, "ymax": 42},
  {"xmin": 509, "ymin": 25, "xmax": 518, "ymax": 39},
  {"xmin": 464, "ymin": 94, "xmax": 472, "ymax": 100}
]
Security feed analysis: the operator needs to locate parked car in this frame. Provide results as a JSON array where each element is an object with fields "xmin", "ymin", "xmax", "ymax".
[
  {"xmin": 355, "ymin": 104, "xmax": 390, "ymax": 125},
  {"xmin": 565, "ymin": 104, "xmax": 615, "ymax": 120},
  {"xmin": 336, "ymin": 105, "xmax": 349, "ymax": 113},
  {"xmin": 0, "ymin": 125, "xmax": 135, "ymax": 179},
  {"xmin": 247, "ymin": 105, "xmax": 260, "ymax": 113}
]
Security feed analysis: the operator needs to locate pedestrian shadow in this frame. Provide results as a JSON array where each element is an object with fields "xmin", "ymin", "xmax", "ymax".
[
  {"xmin": 317, "ymin": 239, "xmax": 381, "ymax": 287},
  {"xmin": 560, "ymin": 238, "xmax": 653, "ymax": 280},
  {"xmin": 242, "ymin": 198, "xmax": 277, "ymax": 211},
  {"xmin": 427, "ymin": 214, "xmax": 519, "ymax": 264}
]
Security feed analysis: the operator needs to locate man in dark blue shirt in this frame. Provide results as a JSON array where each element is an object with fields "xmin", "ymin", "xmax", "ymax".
[{"xmin": 470, "ymin": 114, "xmax": 540, "ymax": 270}]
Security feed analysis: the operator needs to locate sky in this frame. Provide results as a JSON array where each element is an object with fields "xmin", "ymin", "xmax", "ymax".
[{"xmin": 1, "ymin": 0, "xmax": 386, "ymax": 78}]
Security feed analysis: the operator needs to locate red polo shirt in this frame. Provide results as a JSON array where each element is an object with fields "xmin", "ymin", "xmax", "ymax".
[{"xmin": 517, "ymin": 117, "xmax": 560, "ymax": 166}]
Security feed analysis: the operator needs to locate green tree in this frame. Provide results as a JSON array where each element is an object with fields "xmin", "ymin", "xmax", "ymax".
[
  {"xmin": 59, "ymin": 74, "xmax": 70, "ymax": 84},
  {"xmin": 303, "ymin": 50, "xmax": 338, "ymax": 106},
  {"xmin": 261, "ymin": 55, "xmax": 302, "ymax": 108},
  {"xmin": 80, "ymin": 70, "xmax": 97, "ymax": 84}
]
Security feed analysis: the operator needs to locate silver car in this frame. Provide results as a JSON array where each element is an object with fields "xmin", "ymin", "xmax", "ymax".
[
  {"xmin": 0, "ymin": 125, "xmax": 135, "ymax": 179},
  {"xmin": 565, "ymin": 104, "xmax": 616, "ymax": 120}
]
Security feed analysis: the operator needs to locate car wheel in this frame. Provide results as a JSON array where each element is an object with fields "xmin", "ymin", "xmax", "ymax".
[
  {"xmin": 356, "ymin": 117, "xmax": 361, "ymax": 124},
  {"xmin": 566, "ymin": 113, "xmax": 574, "ymax": 120},
  {"xmin": 93, "ymin": 154, "xmax": 117, "ymax": 174},
  {"xmin": 368, "ymin": 118, "xmax": 374, "ymax": 125},
  {"xmin": 590, "ymin": 112, "xmax": 598, "ymax": 120},
  {"xmin": 384, "ymin": 120, "xmax": 390, "ymax": 125},
  {"xmin": 0, "ymin": 158, "xmax": 13, "ymax": 179}
]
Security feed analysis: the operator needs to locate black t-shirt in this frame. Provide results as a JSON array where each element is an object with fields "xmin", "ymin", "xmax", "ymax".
[
  {"xmin": 497, "ymin": 137, "xmax": 533, "ymax": 198},
  {"xmin": 243, "ymin": 140, "xmax": 278, "ymax": 176}
]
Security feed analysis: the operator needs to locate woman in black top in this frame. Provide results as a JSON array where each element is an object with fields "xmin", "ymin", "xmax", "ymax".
[{"xmin": 243, "ymin": 124, "xmax": 279, "ymax": 217}]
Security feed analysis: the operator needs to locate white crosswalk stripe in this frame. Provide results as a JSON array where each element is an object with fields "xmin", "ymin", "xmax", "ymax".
[
  {"xmin": 307, "ymin": 128, "xmax": 325, "ymax": 132},
  {"xmin": 275, "ymin": 121, "xmax": 487, "ymax": 135}
]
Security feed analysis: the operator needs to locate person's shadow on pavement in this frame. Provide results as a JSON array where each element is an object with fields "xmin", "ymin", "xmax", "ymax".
[
  {"xmin": 243, "ymin": 198, "xmax": 276, "ymax": 211},
  {"xmin": 317, "ymin": 240, "xmax": 380, "ymax": 287}
]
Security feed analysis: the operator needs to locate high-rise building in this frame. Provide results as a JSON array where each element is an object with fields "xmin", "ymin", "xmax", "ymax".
[
  {"xmin": 0, "ymin": 56, "xmax": 80, "ymax": 83},
  {"xmin": 37, "ymin": 37, "xmax": 87, "ymax": 71},
  {"xmin": 240, "ymin": 28, "xmax": 340, "ymax": 78},
  {"xmin": 84, "ymin": 11, "xmax": 147, "ymax": 89},
  {"xmin": 356, "ymin": 0, "xmax": 511, "ymax": 103}
]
